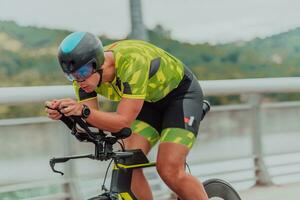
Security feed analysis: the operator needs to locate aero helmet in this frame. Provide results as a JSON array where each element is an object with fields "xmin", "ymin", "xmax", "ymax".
[{"xmin": 58, "ymin": 32, "xmax": 104, "ymax": 77}]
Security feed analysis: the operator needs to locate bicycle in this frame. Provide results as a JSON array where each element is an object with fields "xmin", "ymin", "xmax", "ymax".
[{"xmin": 49, "ymin": 100, "xmax": 242, "ymax": 200}]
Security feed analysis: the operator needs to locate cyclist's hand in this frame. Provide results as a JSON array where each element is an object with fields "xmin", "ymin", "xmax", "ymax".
[
  {"xmin": 45, "ymin": 100, "xmax": 62, "ymax": 120},
  {"xmin": 58, "ymin": 98, "xmax": 83, "ymax": 117}
]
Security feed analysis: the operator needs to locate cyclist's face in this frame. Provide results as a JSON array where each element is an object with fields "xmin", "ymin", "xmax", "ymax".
[{"xmin": 78, "ymin": 72, "xmax": 100, "ymax": 93}]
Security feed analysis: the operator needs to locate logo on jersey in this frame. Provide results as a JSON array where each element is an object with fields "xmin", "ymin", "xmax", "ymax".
[{"xmin": 184, "ymin": 116, "xmax": 195, "ymax": 126}]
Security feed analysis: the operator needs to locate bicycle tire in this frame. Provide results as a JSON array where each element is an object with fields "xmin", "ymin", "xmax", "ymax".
[{"xmin": 203, "ymin": 178, "xmax": 241, "ymax": 200}]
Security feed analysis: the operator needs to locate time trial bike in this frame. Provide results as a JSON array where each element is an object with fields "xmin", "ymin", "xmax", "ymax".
[{"xmin": 49, "ymin": 100, "xmax": 242, "ymax": 200}]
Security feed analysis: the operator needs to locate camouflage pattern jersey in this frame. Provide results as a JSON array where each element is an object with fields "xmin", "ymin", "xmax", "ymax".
[{"xmin": 73, "ymin": 40, "xmax": 185, "ymax": 102}]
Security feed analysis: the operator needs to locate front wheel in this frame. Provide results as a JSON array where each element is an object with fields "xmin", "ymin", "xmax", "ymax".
[{"xmin": 203, "ymin": 179, "xmax": 241, "ymax": 200}]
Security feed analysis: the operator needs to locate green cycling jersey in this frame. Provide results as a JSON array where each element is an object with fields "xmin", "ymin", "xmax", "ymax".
[{"xmin": 73, "ymin": 40, "xmax": 184, "ymax": 102}]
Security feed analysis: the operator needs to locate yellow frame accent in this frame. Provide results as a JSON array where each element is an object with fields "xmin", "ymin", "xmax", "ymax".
[
  {"xmin": 114, "ymin": 162, "xmax": 156, "ymax": 170},
  {"xmin": 118, "ymin": 192, "xmax": 134, "ymax": 200}
]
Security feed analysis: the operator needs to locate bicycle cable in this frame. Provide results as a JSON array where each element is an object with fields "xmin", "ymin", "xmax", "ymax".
[
  {"xmin": 101, "ymin": 138, "xmax": 125, "ymax": 190},
  {"xmin": 101, "ymin": 159, "xmax": 113, "ymax": 192},
  {"xmin": 121, "ymin": 139, "xmax": 125, "ymax": 150},
  {"xmin": 117, "ymin": 141, "xmax": 125, "ymax": 151},
  {"xmin": 185, "ymin": 162, "xmax": 192, "ymax": 174}
]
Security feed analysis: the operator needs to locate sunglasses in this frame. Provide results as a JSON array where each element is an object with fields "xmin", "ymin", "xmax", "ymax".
[{"xmin": 64, "ymin": 60, "xmax": 96, "ymax": 82}]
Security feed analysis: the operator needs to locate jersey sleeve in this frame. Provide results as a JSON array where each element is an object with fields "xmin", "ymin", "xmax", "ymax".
[
  {"xmin": 117, "ymin": 54, "xmax": 149, "ymax": 100},
  {"xmin": 73, "ymin": 81, "xmax": 97, "ymax": 102}
]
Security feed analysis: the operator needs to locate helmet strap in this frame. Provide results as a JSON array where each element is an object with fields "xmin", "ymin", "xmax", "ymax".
[{"xmin": 96, "ymin": 68, "xmax": 103, "ymax": 87}]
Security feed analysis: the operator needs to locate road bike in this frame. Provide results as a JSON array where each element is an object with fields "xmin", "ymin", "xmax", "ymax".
[{"xmin": 49, "ymin": 101, "xmax": 241, "ymax": 200}]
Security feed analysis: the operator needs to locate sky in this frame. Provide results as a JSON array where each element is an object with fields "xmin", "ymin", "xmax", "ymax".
[{"xmin": 1, "ymin": 0, "xmax": 300, "ymax": 44}]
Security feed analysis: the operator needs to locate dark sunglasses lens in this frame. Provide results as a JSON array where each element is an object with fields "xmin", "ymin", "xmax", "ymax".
[{"xmin": 70, "ymin": 63, "xmax": 94, "ymax": 81}]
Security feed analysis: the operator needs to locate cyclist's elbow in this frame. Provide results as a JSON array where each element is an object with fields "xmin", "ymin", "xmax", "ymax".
[{"xmin": 114, "ymin": 116, "xmax": 133, "ymax": 132}]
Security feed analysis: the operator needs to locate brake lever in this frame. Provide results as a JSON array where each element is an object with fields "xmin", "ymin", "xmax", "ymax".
[
  {"xmin": 49, "ymin": 154, "xmax": 95, "ymax": 175},
  {"xmin": 49, "ymin": 157, "xmax": 70, "ymax": 176}
]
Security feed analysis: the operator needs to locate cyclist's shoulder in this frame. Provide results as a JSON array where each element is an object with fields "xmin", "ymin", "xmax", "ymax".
[
  {"xmin": 105, "ymin": 39, "xmax": 153, "ymax": 48},
  {"xmin": 105, "ymin": 40, "xmax": 159, "ymax": 56}
]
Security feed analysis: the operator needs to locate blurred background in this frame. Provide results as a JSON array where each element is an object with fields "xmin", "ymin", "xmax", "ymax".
[{"xmin": 1, "ymin": 0, "xmax": 300, "ymax": 199}]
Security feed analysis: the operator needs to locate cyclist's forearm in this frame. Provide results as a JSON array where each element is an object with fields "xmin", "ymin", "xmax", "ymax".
[{"xmin": 86, "ymin": 109, "xmax": 131, "ymax": 133}]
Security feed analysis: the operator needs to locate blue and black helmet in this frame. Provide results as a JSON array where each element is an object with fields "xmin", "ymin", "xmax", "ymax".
[{"xmin": 58, "ymin": 32, "xmax": 104, "ymax": 74}]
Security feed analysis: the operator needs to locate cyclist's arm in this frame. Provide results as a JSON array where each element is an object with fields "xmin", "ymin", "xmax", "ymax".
[
  {"xmin": 86, "ymin": 97, "xmax": 143, "ymax": 133},
  {"xmin": 85, "ymin": 53, "xmax": 148, "ymax": 132},
  {"xmin": 78, "ymin": 97, "xmax": 99, "ymax": 110},
  {"xmin": 72, "ymin": 79, "xmax": 100, "ymax": 110}
]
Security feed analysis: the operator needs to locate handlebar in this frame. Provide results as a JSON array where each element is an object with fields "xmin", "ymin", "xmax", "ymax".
[
  {"xmin": 45, "ymin": 106, "xmax": 132, "ymax": 142},
  {"xmin": 46, "ymin": 106, "xmax": 132, "ymax": 175},
  {"xmin": 63, "ymin": 114, "xmax": 132, "ymax": 142}
]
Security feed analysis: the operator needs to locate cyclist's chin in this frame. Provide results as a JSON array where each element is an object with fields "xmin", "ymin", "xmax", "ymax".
[{"xmin": 81, "ymin": 86, "xmax": 94, "ymax": 93}]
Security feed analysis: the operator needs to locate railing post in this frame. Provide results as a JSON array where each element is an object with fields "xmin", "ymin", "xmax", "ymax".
[
  {"xmin": 248, "ymin": 94, "xmax": 273, "ymax": 186},
  {"xmin": 59, "ymin": 123, "xmax": 82, "ymax": 200}
]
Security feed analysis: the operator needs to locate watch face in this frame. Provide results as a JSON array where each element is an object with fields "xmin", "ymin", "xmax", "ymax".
[
  {"xmin": 84, "ymin": 108, "xmax": 90, "ymax": 115},
  {"xmin": 83, "ymin": 105, "xmax": 90, "ymax": 118}
]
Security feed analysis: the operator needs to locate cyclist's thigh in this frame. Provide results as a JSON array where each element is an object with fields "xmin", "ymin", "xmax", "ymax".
[
  {"xmin": 130, "ymin": 102, "xmax": 162, "ymax": 151},
  {"xmin": 161, "ymin": 77, "xmax": 204, "ymax": 149}
]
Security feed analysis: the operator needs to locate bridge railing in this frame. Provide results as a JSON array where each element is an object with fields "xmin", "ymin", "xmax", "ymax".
[{"xmin": 1, "ymin": 77, "xmax": 300, "ymax": 199}]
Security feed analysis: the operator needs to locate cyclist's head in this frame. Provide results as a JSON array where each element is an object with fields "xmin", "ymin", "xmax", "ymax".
[{"xmin": 58, "ymin": 32, "xmax": 104, "ymax": 82}]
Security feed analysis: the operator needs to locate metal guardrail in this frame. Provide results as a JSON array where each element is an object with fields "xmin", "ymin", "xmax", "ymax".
[
  {"xmin": 1, "ymin": 77, "xmax": 300, "ymax": 199},
  {"xmin": 0, "ymin": 85, "xmax": 73, "ymax": 105},
  {"xmin": 201, "ymin": 77, "xmax": 300, "ymax": 95},
  {"xmin": 2, "ymin": 77, "xmax": 300, "ymax": 105}
]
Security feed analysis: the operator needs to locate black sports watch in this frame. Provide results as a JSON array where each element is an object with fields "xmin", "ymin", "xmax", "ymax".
[{"xmin": 81, "ymin": 104, "xmax": 91, "ymax": 119}]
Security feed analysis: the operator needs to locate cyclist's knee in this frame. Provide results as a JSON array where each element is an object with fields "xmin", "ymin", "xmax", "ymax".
[
  {"xmin": 123, "ymin": 132, "xmax": 151, "ymax": 154},
  {"xmin": 156, "ymin": 160, "xmax": 185, "ymax": 186},
  {"xmin": 131, "ymin": 168, "xmax": 145, "ymax": 183},
  {"xmin": 156, "ymin": 143, "xmax": 188, "ymax": 186},
  {"xmin": 132, "ymin": 168, "xmax": 143, "ymax": 177}
]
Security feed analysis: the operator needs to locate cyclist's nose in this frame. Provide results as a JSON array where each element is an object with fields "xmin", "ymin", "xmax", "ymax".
[{"xmin": 79, "ymin": 81, "xmax": 87, "ymax": 87}]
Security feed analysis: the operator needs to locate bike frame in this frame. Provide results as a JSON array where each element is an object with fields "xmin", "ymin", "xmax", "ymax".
[
  {"xmin": 50, "ymin": 146, "xmax": 157, "ymax": 199},
  {"xmin": 109, "ymin": 149, "xmax": 156, "ymax": 200}
]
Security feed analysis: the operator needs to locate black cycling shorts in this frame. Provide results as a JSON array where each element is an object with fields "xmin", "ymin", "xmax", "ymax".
[{"xmin": 131, "ymin": 67, "xmax": 204, "ymax": 149}]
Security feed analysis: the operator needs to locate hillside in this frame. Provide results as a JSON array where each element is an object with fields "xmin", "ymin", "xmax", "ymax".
[
  {"xmin": 0, "ymin": 21, "xmax": 116, "ymax": 86},
  {"xmin": 1, "ymin": 20, "xmax": 300, "ymax": 87},
  {"xmin": 148, "ymin": 27, "xmax": 300, "ymax": 80}
]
